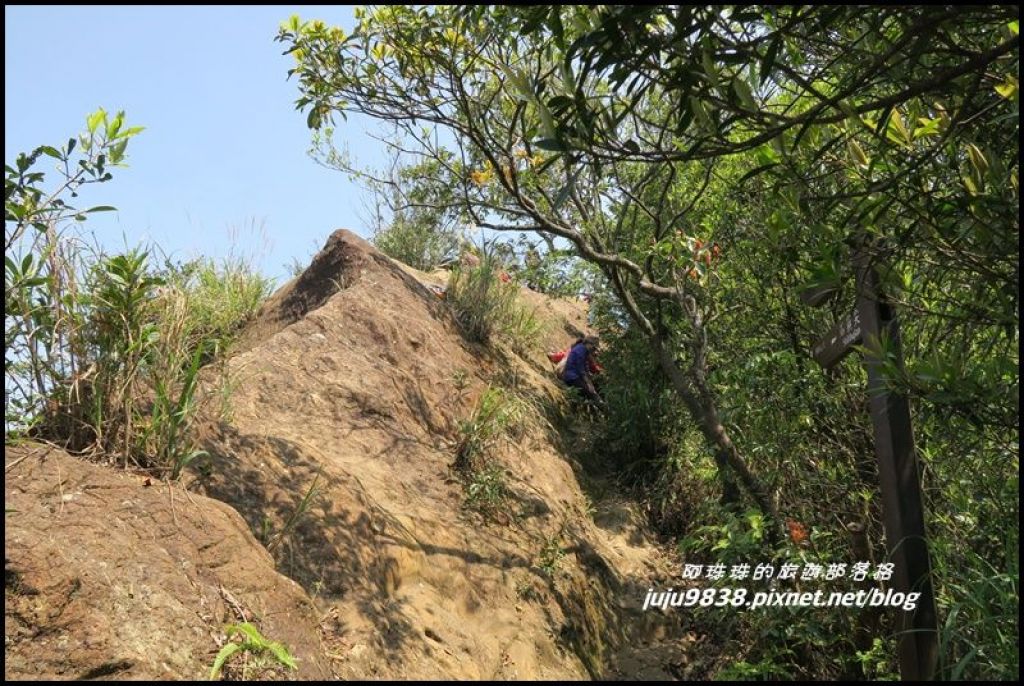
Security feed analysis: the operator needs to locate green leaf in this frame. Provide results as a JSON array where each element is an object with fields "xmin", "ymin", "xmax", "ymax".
[
  {"xmin": 266, "ymin": 641, "xmax": 298, "ymax": 670},
  {"xmin": 533, "ymin": 138, "xmax": 567, "ymax": 152},
  {"xmin": 755, "ymin": 144, "xmax": 780, "ymax": 166},
  {"xmin": 994, "ymin": 75, "xmax": 1018, "ymax": 100},
  {"xmin": 732, "ymin": 77, "xmax": 756, "ymax": 110},
  {"xmin": 848, "ymin": 139, "xmax": 869, "ymax": 167},
  {"xmin": 701, "ymin": 47, "xmax": 720, "ymax": 92},
  {"xmin": 533, "ymin": 95, "xmax": 557, "ymax": 139},
  {"xmin": 546, "ymin": 95, "xmax": 574, "ymax": 111},
  {"xmin": 759, "ymin": 35, "xmax": 781, "ymax": 85},
  {"xmin": 109, "ymin": 139, "xmax": 129, "ymax": 165},
  {"xmin": 209, "ymin": 642, "xmax": 242, "ymax": 680},
  {"xmin": 966, "ymin": 143, "xmax": 988, "ymax": 177},
  {"xmin": 86, "ymin": 108, "xmax": 106, "ymax": 136},
  {"xmin": 885, "ymin": 109, "xmax": 912, "ymax": 147},
  {"xmin": 107, "ymin": 110, "xmax": 124, "ymax": 139},
  {"xmin": 1009, "ymin": 20, "xmax": 1019, "ymax": 36},
  {"xmin": 85, "ymin": 205, "xmax": 118, "ymax": 213},
  {"xmin": 689, "ymin": 96, "xmax": 712, "ymax": 131},
  {"xmin": 912, "ymin": 117, "xmax": 942, "ymax": 138},
  {"xmin": 738, "ymin": 163, "xmax": 778, "ymax": 184},
  {"xmin": 226, "ymin": 622, "xmax": 263, "ymax": 644}
]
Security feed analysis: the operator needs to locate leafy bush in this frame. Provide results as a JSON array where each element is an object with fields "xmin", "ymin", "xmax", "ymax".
[
  {"xmin": 5, "ymin": 112, "xmax": 271, "ymax": 479},
  {"xmin": 373, "ymin": 216, "xmax": 460, "ymax": 271},
  {"xmin": 6, "ymin": 109, "xmax": 142, "ymax": 441},
  {"xmin": 537, "ymin": 531, "xmax": 567, "ymax": 578},
  {"xmin": 447, "ymin": 250, "xmax": 540, "ymax": 353},
  {"xmin": 464, "ymin": 463, "xmax": 510, "ymax": 517}
]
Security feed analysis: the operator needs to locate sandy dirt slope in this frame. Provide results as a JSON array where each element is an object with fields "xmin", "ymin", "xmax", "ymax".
[
  {"xmin": 5, "ymin": 230, "xmax": 694, "ymax": 680},
  {"xmin": 4, "ymin": 443, "xmax": 329, "ymax": 680}
]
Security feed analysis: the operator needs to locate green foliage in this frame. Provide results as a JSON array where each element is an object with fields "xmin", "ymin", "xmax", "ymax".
[
  {"xmin": 454, "ymin": 385, "xmax": 526, "ymax": 521},
  {"xmin": 373, "ymin": 217, "xmax": 460, "ymax": 272},
  {"xmin": 160, "ymin": 256, "xmax": 273, "ymax": 357},
  {"xmin": 447, "ymin": 249, "xmax": 540, "ymax": 353},
  {"xmin": 6, "ymin": 109, "xmax": 143, "ymax": 439},
  {"xmin": 463, "ymin": 463, "xmax": 510, "ymax": 517},
  {"xmin": 279, "ymin": 6, "xmax": 1018, "ymax": 679},
  {"xmin": 681, "ymin": 509, "xmax": 768, "ymax": 567},
  {"xmin": 82, "ymin": 248, "xmax": 166, "ymax": 458},
  {"xmin": 209, "ymin": 622, "xmax": 298, "ymax": 680},
  {"xmin": 5, "ymin": 113, "xmax": 271, "ymax": 481},
  {"xmin": 310, "ymin": 130, "xmax": 463, "ymax": 271},
  {"xmin": 589, "ymin": 327, "xmax": 670, "ymax": 478},
  {"xmin": 454, "ymin": 385, "xmax": 521, "ymax": 475},
  {"xmin": 537, "ymin": 531, "xmax": 567, "ymax": 578},
  {"xmin": 515, "ymin": 237, "xmax": 592, "ymax": 298},
  {"xmin": 854, "ymin": 638, "xmax": 899, "ymax": 681}
]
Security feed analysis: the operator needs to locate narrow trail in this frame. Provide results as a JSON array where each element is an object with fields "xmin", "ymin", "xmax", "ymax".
[{"xmin": 559, "ymin": 415, "xmax": 713, "ymax": 680}]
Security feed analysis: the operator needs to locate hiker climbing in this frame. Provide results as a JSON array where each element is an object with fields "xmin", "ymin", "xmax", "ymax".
[{"xmin": 551, "ymin": 335, "xmax": 604, "ymax": 407}]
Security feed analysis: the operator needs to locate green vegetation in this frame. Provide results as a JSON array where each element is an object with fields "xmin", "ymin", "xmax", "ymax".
[
  {"xmin": 5, "ymin": 110, "xmax": 271, "ymax": 478},
  {"xmin": 463, "ymin": 463, "xmax": 510, "ymax": 518},
  {"xmin": 209, "ymin": 622, "xmax": 298, "ymax": 680},
  {"xmin": 537, "ymin": 529, "xmax": 567, "ymax": 578},
  {"xmin": 312, "ymin": 132, "xmax": 462, "ymax": 272},
  {"xmin": 454, "ymin": 385, "xmax": 525, "ymax": 518},
  {"xmin": 454, "ymin": 386, "xmax": 521, "ymax": 474},
  {"xmin": 373, "ymin": 217, "xmax": 460, "ymax": 273},
  {"xmin": 5, "ymin": 7, "xmax": 1017, "ymax": 681},
  {"xmin": 447, "ymin": 250, "xmax": 541, "ymax": 353},
  {"xmin": 280, "ymin": 6, "xmax": 1018, "ymax": 679}
]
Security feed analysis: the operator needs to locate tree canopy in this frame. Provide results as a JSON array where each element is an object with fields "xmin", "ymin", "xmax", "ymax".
[{"xmin": 277, "ymin": 6, "xmax": 1018, "ymax": 679}]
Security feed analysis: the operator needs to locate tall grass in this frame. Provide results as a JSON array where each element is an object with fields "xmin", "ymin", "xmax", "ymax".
[
  {"xmin": 447, "ymin": 250, "xmax": 541, "ymax": 353},
  {"xmin": 6, "ymin": 242, "xmax": 271, "ymax": 476},
  {"xmin": 162, "ymin": 256, "xmax": 273, "ymax": 358},
  {"xmin": 454, "ymin": 386, "xmax": 522, "ymax": 475},
  {"xmin": 5, "ymin": 113, "xmax": 272, "ymax": 476},
  {"xmin": 454, "ymin": 386, "xmax": 525, "ymax": 518}
]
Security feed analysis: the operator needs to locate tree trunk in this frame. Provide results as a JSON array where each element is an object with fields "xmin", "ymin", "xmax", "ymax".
[{"xmin": 650, "ymin": 334, "xmax": 781, "ymax": 540}]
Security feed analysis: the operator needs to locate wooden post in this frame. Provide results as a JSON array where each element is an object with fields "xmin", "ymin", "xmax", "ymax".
[
  {"xmin": 847, "ymin": 522, "xmax": 880, "ymax": 648},
  {"xmin": 854, "ymin": 249, "xmax": 938, "ymax": 681}
]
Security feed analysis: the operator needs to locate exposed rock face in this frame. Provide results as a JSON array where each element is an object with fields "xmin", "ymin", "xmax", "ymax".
[
  {"xmin": 5, "ymin": 230, "xmax": 685, "ymax": 681},
  {"xmin": 4, "ymin": 444, "xmax": 329, "ymax": 680}
]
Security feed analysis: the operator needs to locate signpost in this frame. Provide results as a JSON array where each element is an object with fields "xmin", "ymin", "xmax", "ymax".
[
  {"xmin": 810, "ymin": 309, "xmax": 861, "ymax": 369},
  {"xmin": 803, "ymin": 246, "xmax": 938, "ymax": 681}
]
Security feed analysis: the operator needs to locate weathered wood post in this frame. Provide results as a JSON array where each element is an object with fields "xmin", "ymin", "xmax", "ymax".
[
  {"xmin": 854, "ymin": 248, "xmax": 938, "ymax": 681},
  {"xmin": 801, "ymin": 244, "xmax": 939, "ymax": 680}
]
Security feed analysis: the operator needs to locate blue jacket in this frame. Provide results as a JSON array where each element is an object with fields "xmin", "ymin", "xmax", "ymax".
[{"xmin": 563, "ymin": 342, "xmax": 589, "ymax": 383}]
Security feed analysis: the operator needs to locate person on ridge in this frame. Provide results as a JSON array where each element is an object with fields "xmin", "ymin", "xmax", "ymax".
[{"xmin": 561, "ymin": 335, "xmax": 603, "ymax": 406}]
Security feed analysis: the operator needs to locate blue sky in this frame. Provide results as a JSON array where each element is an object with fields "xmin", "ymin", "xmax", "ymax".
[{"xmin": 5, "ymin": 5, "xmax": 386, "ymax": 283}]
